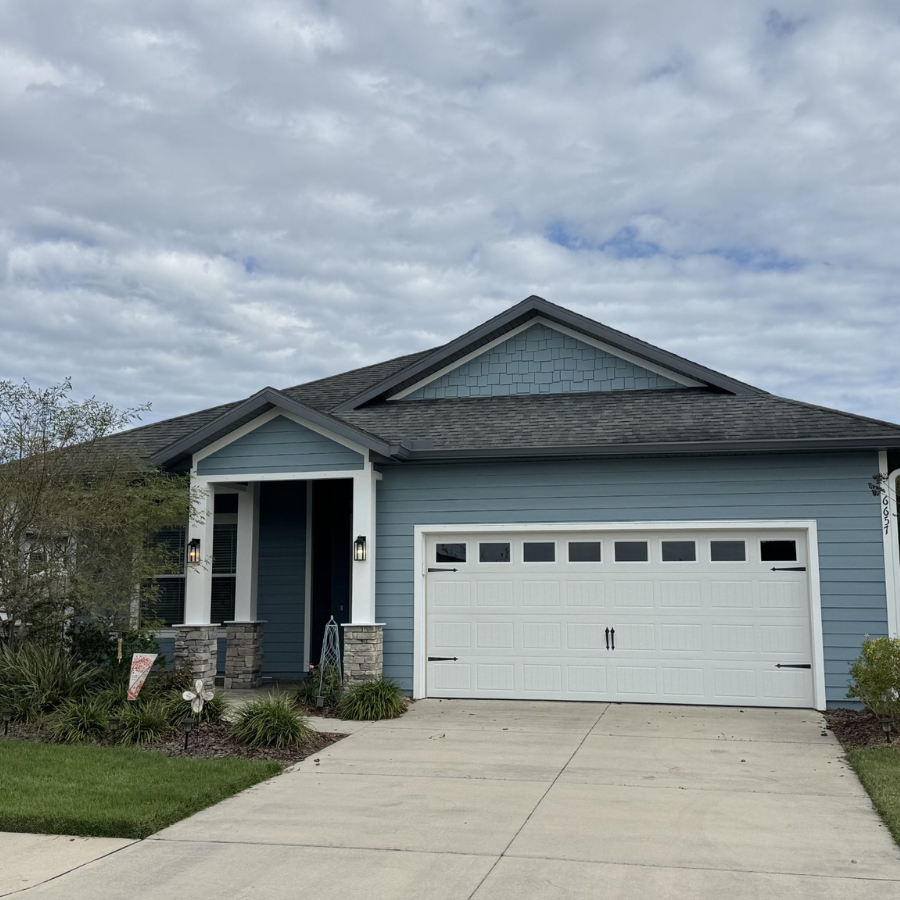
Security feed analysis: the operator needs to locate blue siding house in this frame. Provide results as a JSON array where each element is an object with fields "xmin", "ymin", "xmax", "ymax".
[{"xmin": 123, "ymin": 297, "xmax": 900, "ymax": 709}]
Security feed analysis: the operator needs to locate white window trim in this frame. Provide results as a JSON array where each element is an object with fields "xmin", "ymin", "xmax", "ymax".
[
  {"xmin": 522, "ymin": 539, "xmax": 558, "ymax": 564},
  {"xmin": 413, "ymin": 520, "xmax": 826, "ymax": 710},
  {"xmin": 392, "ymin": 315, "xmax": 704, "ymax": 400},
  {"xmin": 759, "ymin": 538, "xmax": 799, "ymax": 565},
  {"xmin": 660, "ymin": 538, "xmax": 699, "ymax": 564},
  {"xmin": 709, "ymin": 539, "xmax": 749, "ymax": 564},
  {"xmin": 566, "ymin": 540, "xmax": 604, "ymax": 564},
  {"xmin": 613, "ymin": 539, "xmax": 651, "ymax": 564}
]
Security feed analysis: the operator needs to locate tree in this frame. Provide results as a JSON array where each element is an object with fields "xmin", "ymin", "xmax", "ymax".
[{"xmin": 0, "ymin": 378, "xmax": 193, "ymax": 647}]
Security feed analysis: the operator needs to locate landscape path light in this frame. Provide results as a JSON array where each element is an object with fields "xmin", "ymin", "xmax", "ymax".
[{"xmin": 2, "ymin": 709, "xmax": 11, "ymax": 736}]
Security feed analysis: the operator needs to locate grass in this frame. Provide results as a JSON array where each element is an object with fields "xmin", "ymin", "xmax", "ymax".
[
  {"xmin": 0, "ymin": 740, "xmax": 281, "ymax": 839},
  {"xmin": 846, "ymin": 746, "xmax": 900, "ymax": 845}
]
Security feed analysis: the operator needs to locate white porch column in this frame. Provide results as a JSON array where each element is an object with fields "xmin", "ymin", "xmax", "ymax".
[
  {"xmin": 234, "ymin": 483, "xmax": 260, "ymax": 621},
  {"xmin": 183, "ymin": 478, "xmax": 216, "ymax": 625},
  {"xmin": 350, "ymin": 470, "xmax": 377, "ymax": 624}
]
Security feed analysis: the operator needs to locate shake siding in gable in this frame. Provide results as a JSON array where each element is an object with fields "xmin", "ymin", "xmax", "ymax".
[
  {"xmin": 374, "ymin": 451, "xmax": 886, "ymax": 705},
  {"xmin": 197, "ymin": 415, "xmax": 364, "ymax": 475}
]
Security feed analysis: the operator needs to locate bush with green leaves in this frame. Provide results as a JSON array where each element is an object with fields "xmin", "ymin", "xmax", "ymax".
[
  {"xmin": 293, "ymin": 664, "xmax": 343, "ymax": 708},
  {"xmin": 115, "ymin": 699, "xmax": 171, "ymax": 745},
  {"xmin": 848, "ymin": 636, "xmax": 900, "ymax": 725},
  {"xmin": 337, "ymin": 679, "xmax": 406, "ymax": 721},
  {"xmin": 0, "ymin": 643, "xmax": 98, "ymax": 720},
  {"xmin": 69, "ymin": 622, "xmax": 164, "ymax": 679},
  {"xmin": 45, "ymin": 697, "xmax": 110, "ymax": 744},
  {"xmin": 231, "ymin": 695, "xmax": 311, "ymax": 748}
]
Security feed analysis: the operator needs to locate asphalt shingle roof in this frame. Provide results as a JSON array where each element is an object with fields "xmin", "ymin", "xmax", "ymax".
[{"xmin": 106, "ymin": 308, "xmax": 900, "ymax": 463}]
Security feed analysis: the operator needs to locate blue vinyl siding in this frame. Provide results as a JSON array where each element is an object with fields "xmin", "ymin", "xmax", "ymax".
[
  {"xmin": 374, "ymin": 452, "xmax": 887, "ymax": 706},
  {"xmin": 404, "ymin": 323, "xmax": 682, "ymax": 399},
  {"xmin": 197, "ymin": 415, "xmax": 363, "ymax": 475},
  {"xmin": 257, "ymin": 480, "xmax": 308, "ymax": 678}
]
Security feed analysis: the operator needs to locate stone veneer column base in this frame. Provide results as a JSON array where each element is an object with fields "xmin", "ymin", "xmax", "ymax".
[
  {"xmin": 172, "ymin": 624, "xmax": 218, "ymax": 692},
  {"xmin": 223, "ymin": 621, "xmax": 266, "ymax": 690},
  {"xmin": 341, "ymin": 623, "xmax": 384, "ymax": 684}
]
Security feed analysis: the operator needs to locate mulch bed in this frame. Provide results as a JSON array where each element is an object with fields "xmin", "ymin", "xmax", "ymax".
[
  {"xmin": 824, "ymin": 708, "xmax": 898, "ymax": 750},
  {"xmin": 2, "ymin": 720, "xmax": 345, "ymax": 767}
]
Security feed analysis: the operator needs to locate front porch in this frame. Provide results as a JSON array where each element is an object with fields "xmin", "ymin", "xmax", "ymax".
[{"xmin": 163, "ymin": 471, "xmax": 382, "ymax": 691}]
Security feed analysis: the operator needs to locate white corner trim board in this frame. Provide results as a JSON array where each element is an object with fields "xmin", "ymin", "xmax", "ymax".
[
  {"xmin": 412, "ymin": 520, "xmax": 826, "ymax": 710},
  {"xmin": 879, "ymin": 452, "xmax": 900, "ymax": 637}
]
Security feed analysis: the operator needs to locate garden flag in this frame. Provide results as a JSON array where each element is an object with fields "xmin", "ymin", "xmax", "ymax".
[{"xmin": 127, "ymin": 652, "xmax": 158, "ymax": 700}]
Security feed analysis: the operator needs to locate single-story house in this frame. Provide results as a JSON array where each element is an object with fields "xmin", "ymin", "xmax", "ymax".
[{"xmin": 115, "ymin": 296, "xmax": 900, "ymax": 710}]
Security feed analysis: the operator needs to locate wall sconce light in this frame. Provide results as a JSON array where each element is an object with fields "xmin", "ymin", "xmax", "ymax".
[
  {"xmin": 187, "ymin": 538, "xmax": 201, "ymax": 565},
  {"xmin": 353, "ymin": 535, "xmax": 367, "ymax": 562}
]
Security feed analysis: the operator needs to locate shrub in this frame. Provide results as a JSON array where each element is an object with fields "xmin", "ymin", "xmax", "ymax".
[
  {"xmin": 336, "ymin": 679, "xmax": 406, "ymax": 721},
  {"xmin": 293, "ymin": 664, "xmax": 343, "ymax": 708},
  {"xmin": 0, "ymin": 643, "xmax": 98, "ymax": 716},
  {"xmin": 45, "ymin": 697, "xmax": 109, "ymax": 744},
  {"xmin": 69, "ymin": 622, "xmax": 162, "ymax": 671},
  {"xmin": 163, "ymin": 689, "xmax": 229, "ymax": 726},
  {"xmin": 848, "ymin": 636, "xmax": 900, "ymax": 725},
  {"xmin": 231, "ymin": 695, "xmax": 311, "ymax": 748},
  {"xmin": 115, "ymin": 699, "xmax": 171, "ymax": 745}
]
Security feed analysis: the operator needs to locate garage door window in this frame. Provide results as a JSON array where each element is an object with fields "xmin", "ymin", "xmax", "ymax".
[
  {"xmin": 661, "ymin": 540, "xmax": 696, "ymax": 562},
  {"xmin": 568, "ymin": 541, "xmax": 602, "ymax": 562},
  {"xmin": 760, "ymin": 540, "xmax": 797, "ymax": 562},
  {"xmin": 523, "ymin": 541, "xmax": 555, "ymax": 563},
  {"xmin": 479, "ymin": 542, "xmax": 511, "ymax": 563},
  {"xmin": 711, "ymin": 540, "xmax": 746, "ymax": 562},
  {"xmin": 436, "ymin": 543, "xmax": 467, "ymax": 564},
  {"xmin": 614, "ymin": 541, "xmax": 649, "ymax": 562}
]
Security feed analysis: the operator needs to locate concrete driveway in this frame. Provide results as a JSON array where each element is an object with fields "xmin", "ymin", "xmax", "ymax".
[{"xmin": 8, "ymin": 700, "xmax": 900, "ymax": 899}]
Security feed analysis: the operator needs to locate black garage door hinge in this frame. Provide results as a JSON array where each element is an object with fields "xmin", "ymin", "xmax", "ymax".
[
  {"xmin": 428, "ymin": 656, "xmax": 459, "ymax": 662},
  {"xmin": 776, "ymin": 663, "xmax": 811, "ymax": 669},
  {"xmin": 771, "ymin": 566, "xmax": 806, "ymax": 571},
  {"xmin": 428, "ymin": 567, "xmax": 458, "ymax": 573}
]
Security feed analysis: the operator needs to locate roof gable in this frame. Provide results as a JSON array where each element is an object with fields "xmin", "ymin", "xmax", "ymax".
[
  {"xmin": 399, "ymin": 321, "xmax": 689, "ymax": 400},
  {"xmin": 334, "ymin": 295, "xmax": 760, "ymax": 412}
]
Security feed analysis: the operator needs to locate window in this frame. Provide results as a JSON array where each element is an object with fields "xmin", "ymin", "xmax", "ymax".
[
  {"xmin": 614, "ymin": 541, "xmax": 649, "ymax": 562},
  {"xmin": 661, "ymin": 540, "xmax": 696, "ymax": 562},
  {"xmin": 479, "ymin": 542, "xmax": 511, "ymax": 563},
  {"xmin": 711, "ymin": 540, "xmax": 746, "ymax": 562},
  {"xmin": 760, "ymin": 540, "xmax": 797, "ymax": 562},
  {"xmin": 436, "ymin": 543, "xmax": 467, "ymax": 564},
  {"xmin": 148, "ymin": 525, "xmax": 186, "ymax": 625},
  {"xmin": 568, "ymin": 541, "xmax": 602, "ymax": 562},
  {"xmin": 212, "ymin": 522, "xmax": 237, "ymax": 621},
  {"xmin": 523, "ymin": 541, "xmax": 555, "ymax": 562}
]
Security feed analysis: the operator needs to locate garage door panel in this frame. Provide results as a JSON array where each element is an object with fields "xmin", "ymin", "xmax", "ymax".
[{"xmin": 426, "ymin": 527, "xmax": 814, "ymax": 708}]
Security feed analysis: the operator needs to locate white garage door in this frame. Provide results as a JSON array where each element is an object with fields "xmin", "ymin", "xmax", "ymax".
[{"xmin": 425, "ymin": 527, "xmax": 815, "ymax": 707}]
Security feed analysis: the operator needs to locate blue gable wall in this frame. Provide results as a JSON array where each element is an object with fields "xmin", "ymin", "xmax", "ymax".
[
  {"xmin": 403, "ymin": 323, "xmax": 683, "ymax": 399},
  {"xmin": 374, "ymin": 451, "xmax": 886, "ymax": 706},
  {"xmin": 197, "ymin": 415, "xmax": 364, "ymax": 476}
]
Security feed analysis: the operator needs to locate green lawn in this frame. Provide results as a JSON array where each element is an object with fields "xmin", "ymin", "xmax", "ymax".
[
  {"xmin": 0, "ymin": 740, "xmax": 281, "ymax": 839},
  {"xmin": 847, "ymin": 746, "xmax": 900, "ymax": 845}
]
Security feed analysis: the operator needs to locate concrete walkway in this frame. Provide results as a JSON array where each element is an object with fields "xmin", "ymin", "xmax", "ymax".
[{"xmin": 6, "ymin": 701, "xmax": 900, "ymax": 898}]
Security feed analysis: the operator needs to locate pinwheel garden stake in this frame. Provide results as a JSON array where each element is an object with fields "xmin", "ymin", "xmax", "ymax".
[{"xmin": 181, "ymin": 680, "xmax": 213, "ymax": 750}]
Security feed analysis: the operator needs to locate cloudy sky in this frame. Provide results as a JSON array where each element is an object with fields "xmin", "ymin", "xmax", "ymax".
[{"xmin": 2, "ymin": 1, "xmax": 900, "ymax": 427}]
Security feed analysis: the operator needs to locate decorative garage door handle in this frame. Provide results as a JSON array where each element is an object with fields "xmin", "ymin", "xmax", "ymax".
[
  {"xmin": 604, "ymin": 628, "xmax": 616, "ymax": 650},
  {"xmin": 428, "ymin": 656, "xmax": 459, "ymax": 661},
  {"xmin": 770, "ymin": 566, "xmax": 806, "ymax": 571},
  {"xmin": 776, "ymin": 663, "xmax": 811, "ymax": 669},
  {"xmin": 428, "ymin": 567, "xmax": 458, "ymax": 573},
  {"xmin": 605, "ymin": 627, "xmax": 609, "ymax": 650}
]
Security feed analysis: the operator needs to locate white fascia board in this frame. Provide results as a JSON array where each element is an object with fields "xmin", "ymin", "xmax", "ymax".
[
  {"xmin": 192, "ymin": 407, "xmax": 372, "ymax": 471},
  {"xmin": 197, "ymin": 470, "xmax": 370, "ymax": 484},
  {"xmin": 392, "ymin": 315, "xmax": 704, "ymax": 400},
  {"xmin": 411, "ymin": 519, "xmax": 826, "ymax": 709}
]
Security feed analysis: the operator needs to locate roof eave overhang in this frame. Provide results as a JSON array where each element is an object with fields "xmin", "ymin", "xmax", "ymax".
[
  {"xmin": 149, "ymin": 387, "xmax": 397, "ymax": 469},
  {"xmin": 380, "ymin": 435, "xmax": 900, "ymax": 462},
  {"xmin": 334, "ymin": 295, "xmax": 759, "ymax": 413}
]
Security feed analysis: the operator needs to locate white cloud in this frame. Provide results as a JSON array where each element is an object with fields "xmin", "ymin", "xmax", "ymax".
[{"xmin": 1, "ymin": 0, "xmax": 900, "ymax": 426}]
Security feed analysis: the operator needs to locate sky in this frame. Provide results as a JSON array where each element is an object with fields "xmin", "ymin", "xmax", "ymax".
[{"xmin": 2, "ymin": 1, "xmax": 900, "ymax": 427}]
